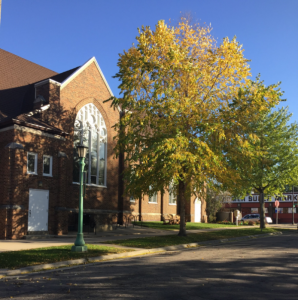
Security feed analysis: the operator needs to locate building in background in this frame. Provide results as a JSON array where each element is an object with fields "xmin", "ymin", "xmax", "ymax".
[{"xmin": 224, "ymin": 190, "xmax": 298, "ymax": 224}]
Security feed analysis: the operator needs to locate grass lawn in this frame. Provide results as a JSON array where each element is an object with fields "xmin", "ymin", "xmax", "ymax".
[
  {"xmin": 134, "ymin": 221, "xmax": 236, "ymax": 230},
  {"xmin": 0, "ymin": 244, "xmax": 134, "ymax": 270},
  {"xmin": 106, "ymin": 228, "xmax": 285, "ymax": 249}
]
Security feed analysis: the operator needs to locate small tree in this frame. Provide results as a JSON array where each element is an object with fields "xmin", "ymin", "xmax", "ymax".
[
  {"xmin": 226, "ymin": 106, "xmax": 298, "ymax": 229},
  {"xmin": 205, "ymin": 187, "xmax": 231, "ymax": 222},
  {"xmin": 108, "ymin": 19, "xmax": 278, "ymax": 236}
]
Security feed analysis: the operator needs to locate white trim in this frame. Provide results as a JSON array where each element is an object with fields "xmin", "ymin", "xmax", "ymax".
[
  {"xmin": 34, "ymin": 78, "xmax": 61, "ymax": 88},
  {"xmin": 104, "ymin": 142, "xmax": 107, "ymax": 186},
  {"xmin": 72, "ymin": 182, "xmax": 107, "ymax": 188},
  {"xmin": 43, "ymin": 155, "xmax": 53, "ymax": 177},
  {"xmin": 27, "ymin": 152, "xmax": 38, "ymax": 175},
  {"xmin": 169, "ymin": 203, "xmax": 177, "ymax": 206},
  {"xmin": 86, "ymin": 183, "xmax": 107, "ymax": 188},
  {"xmin": 0, "ymin": 125, "xmax": 66, "ymax": 140}
]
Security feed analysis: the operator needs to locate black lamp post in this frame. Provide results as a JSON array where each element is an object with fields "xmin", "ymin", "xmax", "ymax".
[{"xmin": 72, "ymin": 145, "xmax": 88, "ymax": 252}]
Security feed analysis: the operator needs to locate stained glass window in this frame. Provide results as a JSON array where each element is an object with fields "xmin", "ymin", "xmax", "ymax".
[{"xmin": 73, "ymin": 103, "xmax": 107, "ymax": 186}]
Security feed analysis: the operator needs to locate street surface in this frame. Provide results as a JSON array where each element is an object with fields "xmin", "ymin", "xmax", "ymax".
[{"xmin": 1, "ymin": 232, "xmax": 298, "ymax": 299}]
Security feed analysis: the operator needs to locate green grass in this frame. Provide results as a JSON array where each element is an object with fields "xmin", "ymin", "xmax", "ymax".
[
  {"xmin": 134, "ymin": 221, "xmax": 236, "ymax": 230},
  {"xmin": 0, "ymin": 244, "xmax": 134, "ymax": 270},
  {"xmin": 106, "ymin": 228, "xmax": 285, "ymax": 249}
]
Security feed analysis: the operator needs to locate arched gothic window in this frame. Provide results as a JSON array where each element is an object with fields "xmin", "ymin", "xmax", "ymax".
[{"xmin": 73, "ymin": 103, "xmax": 107, "ymax": 186}]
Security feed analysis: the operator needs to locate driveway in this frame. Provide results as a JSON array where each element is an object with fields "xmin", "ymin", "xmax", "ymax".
[{"xmin": 0, "ymin": 232, "xmax": 297, "ymax": 299}]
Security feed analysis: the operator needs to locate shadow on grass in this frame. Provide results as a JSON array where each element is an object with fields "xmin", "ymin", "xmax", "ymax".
[
  {"xmin": 0, "ymin": 244, "xmax": 133, "ymax": 269},
  {"xmin": 134, "ymin": 221, "xmax": 237, "ymax": 231},
  {"xmin": 105, "ymin": 228, "xmax": 286, "ymax": 249}
]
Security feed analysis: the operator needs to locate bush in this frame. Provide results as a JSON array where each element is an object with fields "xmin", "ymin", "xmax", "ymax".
[
  {"xmin": 243, "ymin": 221, "xmax": 249, "ymax": 225},
  {"xmin": 217, "ymin": 220, "xmax": 234, "ymax": 225},
  {"xmin": 248, "ymin": 221, "xmax": 256, "ymax": 226},
  {"xmin": 255, "ymin": 220, "xmax": 260, "ymax": 225},
  {"xmin": 208, "ymin": 215, "xmax": 217, "ymax": 223}
]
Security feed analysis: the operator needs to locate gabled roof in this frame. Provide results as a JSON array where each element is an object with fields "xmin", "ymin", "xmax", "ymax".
[
  {"xmin": 0, "ymin": 49, "xmax": 118, "ymax": 135},
  {"xmin": 60, "ymin": 57, "xmax": 114, "ymax": 98}
]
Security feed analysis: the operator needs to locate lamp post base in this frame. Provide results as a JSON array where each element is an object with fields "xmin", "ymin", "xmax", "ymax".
[{"xmin": 71, "ymin": 245, "xmax": 88, "ymax": 252}]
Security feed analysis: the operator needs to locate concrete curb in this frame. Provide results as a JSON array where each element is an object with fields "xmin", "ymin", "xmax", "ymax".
[{"xmin": 0, "ymin": 231, "xmax": 283, "ymax": 277}]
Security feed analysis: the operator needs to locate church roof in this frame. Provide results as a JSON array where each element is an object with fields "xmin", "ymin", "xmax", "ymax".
[
  {"xmin": 0, "ymin": 49, "xmax": 117, "ymax": 135},
  {"xmin": 0, "ymin": 49, "xmax": 78, "ymax": 135}
]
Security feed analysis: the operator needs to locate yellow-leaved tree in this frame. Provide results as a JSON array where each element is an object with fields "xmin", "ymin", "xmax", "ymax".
[{"xmin": 108, "ymin": 19, "xmax": 280, "ymax": 236}]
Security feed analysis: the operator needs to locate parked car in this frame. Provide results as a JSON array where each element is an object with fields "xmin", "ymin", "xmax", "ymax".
[
  {"xmin": 241, "ymin": 214, "xmax": 273, "ymax": 224},
  {"xmin": 241, "ymin": 214, "xmax": 260, "ymax": 222}
]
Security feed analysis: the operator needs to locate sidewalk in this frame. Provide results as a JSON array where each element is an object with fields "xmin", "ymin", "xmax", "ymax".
[{"xmin": 0, "ymin": 224, "xmax": 295, "ymax": 252}]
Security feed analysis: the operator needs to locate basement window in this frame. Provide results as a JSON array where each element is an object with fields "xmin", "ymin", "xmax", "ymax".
[{"xmin": 27, "ymin": 152, "xmax": 37, "ymax": 175}]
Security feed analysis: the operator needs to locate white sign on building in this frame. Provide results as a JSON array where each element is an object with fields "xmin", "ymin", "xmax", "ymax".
[{"xmin": 226, "ymin": 194, "xmax": 298, "ymax": 203}]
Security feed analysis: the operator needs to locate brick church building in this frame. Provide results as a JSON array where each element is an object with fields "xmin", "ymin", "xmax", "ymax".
[{"xmin": 0, "ymin": 49, "xmax": 206, "ymax": 239}]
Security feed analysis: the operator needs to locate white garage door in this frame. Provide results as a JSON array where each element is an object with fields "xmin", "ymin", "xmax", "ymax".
[{"xmin": 28, "ymin": 189, "xmax": 49, "ymax": 231}]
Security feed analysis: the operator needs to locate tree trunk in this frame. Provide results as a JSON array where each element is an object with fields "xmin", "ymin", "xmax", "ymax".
[
  {"xmin": 259, "ymin": 192, "xmax": 266, "ymax": 230},
  {"xmin": 178, "ymin": 179, "xmax": 187, "ymax": 236}
]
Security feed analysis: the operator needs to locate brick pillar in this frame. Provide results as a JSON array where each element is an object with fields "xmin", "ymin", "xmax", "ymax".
[
  {"xmin": 56, "ymin": 211, "xmax": 68, "ymax": 235},
  {"xmin": 57, "ymin": 153, "xmax": 68, "ymax": 235},
  {"xmin": 0, "ymin": 210, "xmax": 7, "ymax": 239}
]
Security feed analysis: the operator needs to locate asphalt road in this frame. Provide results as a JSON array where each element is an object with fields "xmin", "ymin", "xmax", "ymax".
[{"xmin": 1, "ymin": 232, "xmax": 298, "ymax": 300}]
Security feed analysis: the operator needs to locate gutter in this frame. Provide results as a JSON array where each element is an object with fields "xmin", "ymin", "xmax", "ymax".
[{"xmin": 0, "ymin": 118, "xmax": 69, "ymax": 137}]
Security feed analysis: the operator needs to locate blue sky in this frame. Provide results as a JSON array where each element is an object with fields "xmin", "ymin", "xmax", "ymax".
[{"xmin": 0, "ymin": 0, "xmax": 297, "ymax": 121}]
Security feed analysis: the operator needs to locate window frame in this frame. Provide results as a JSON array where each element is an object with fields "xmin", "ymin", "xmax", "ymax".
[
  {"xmin": 130, "ymin": 195, "xmax": 136, "ymax": 203},
  {"xmin": 148, "ymin": 194, "xmax": 157, "ymax": 203},
  {"xmin": 169, "ymin": 182, "xmax": 177, "ymax": 205},
  {"xmin": 148, "ymin": 187, "xmax": 158, "ymax": 204},
  {"xmin": 43, "ymin": 155, "xmax": 53, "ymax": 177},
  {"xmin": 27, "ymin": 152, "xmax": 38, "ymax": 175}
]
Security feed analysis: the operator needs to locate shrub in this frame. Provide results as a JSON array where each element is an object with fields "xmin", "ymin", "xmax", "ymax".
[
  {"xmin": 217, "ymin": 220, "xmax": 234, "ymax": 225},
  {"xmin": 243, "ymin": 221, "xmax": 249, "ymax": 225},
  {"xmin": 255, "ymin": 220, "xmax": 260, "ymax": 225},
  {"xmin": 208, "ymin": 215, "xmax": 217, "ymax": 223},
  {"xmin": 248, "ymin": 221, "xmax": 256, "ymax": 226}
]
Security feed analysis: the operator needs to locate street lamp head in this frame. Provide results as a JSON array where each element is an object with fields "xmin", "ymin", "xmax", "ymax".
[{"xmin": 77, "ymin": 145, "xmax": 88, "ymax": 158}]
